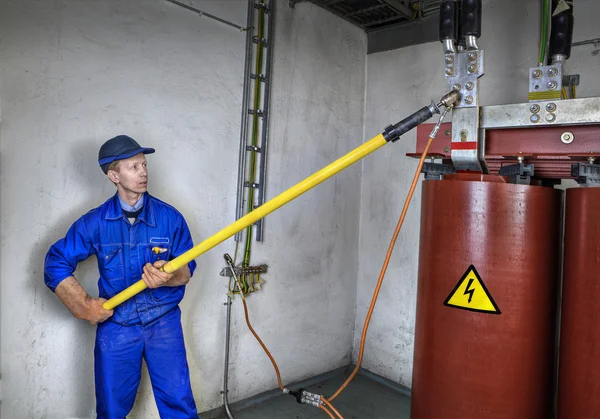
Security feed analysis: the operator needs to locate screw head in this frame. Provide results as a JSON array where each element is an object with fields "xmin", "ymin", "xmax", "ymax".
[
  {"xmin": 465, "ymin": 81, "xmax": 474, "ymax": 90},
  {"xmin": 464, "ymin": 95, "xmax": 474, "ymax": 105},
  {"xmin": 444, "ymin": 146, "xmax": 450, "ymax": 152},
  {"xmin": 546, "ymin": 113, "xmax": 556, "ymax": 122},
  {"xmin": 468, "ymin": 64, "xmax": 477, "ymax": 73},
  {"xmin": 444, "ymin": 130, "xmax": 451, "ymax": 136},
  {"xmin": 468, "ymin": 52, "xmax": 477, "ymax": 61},
  {"xmin": 530, "ymin": 114, "xmax": 540, "ymax": 123},
  {"xmin": 588, "ymin": 156, "xmax": 597, "ymax": 164},
  {"xmin": 546, "ymin": 103, "xmax": 557, "ymax": 112},
  {"xmin": 445, "ymin": 55, "xmax": 454, "ymax": 64},
  {"xmin": 548, "ymin": 67, "xmax": 558, "ymax": 76},
  {"xmin": 452, "ymin": 84, "xmax": 461, "ymax": 91},
  {"xmin": 445, "ymin": 67, "xmax": 454, "ymax": 76},
  {"xmin": 548, "ymin": 81, "xmax": 558, "ymax": 90},
  {"xmin": 517, "ymin": 156, "xmax": 524, "ymax": 163},
  {"xmin": 561, "ymin": 132, "xmax": 574, "ymax": 144},
  {"xmin": 530, "ymin": 104, "xmax": 540, "ymax": 113},
  {"xmin": 532, "ymin": 69, "xmax": 543, "ymax": 79},
  {"xmin": 459, "ymin": 130, "xmax": 468, "ymax": 142}
]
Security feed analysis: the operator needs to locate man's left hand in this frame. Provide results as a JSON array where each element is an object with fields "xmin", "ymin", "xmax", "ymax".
[{"xmin": 142, "ymin": 260, "xmax": 174, "ymax": 288}]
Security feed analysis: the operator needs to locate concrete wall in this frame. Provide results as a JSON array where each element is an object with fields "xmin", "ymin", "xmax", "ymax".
[
  {"xmin": 355, "ymin": 0, "xmax": 600, "ymax": 387},
  {"xmin": 0, "ymin": 0, "xmax": 366, "ymax": 417}
]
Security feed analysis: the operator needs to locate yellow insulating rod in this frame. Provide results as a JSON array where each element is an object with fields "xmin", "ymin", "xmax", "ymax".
[
  {"xmin": 103, "ymin": 134, "xmax": 388, "ymax": 309},
  {"xmin": 103, "ymin": 94, "xmax": 454, "ymax": 310}
]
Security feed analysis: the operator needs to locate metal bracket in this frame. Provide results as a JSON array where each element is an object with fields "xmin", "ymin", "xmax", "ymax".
[
  {"xmin": 421, "ymin": 162, "xmax": 456, "ymax": 180},
  {"xmin": 254, "ymin": 2, "xmax": 269, "ymax": 12},
  {"xmin": 220, "ymin": 264, "xmax": 268, "ymax": 277},
  {"xmin": 572, "ymin": 163, "xmax": 600, "ymax": 185},
  {"xmin": 252, "ymin": 37, "xmax": 268, "ymax": 47},
  {"xmin": 248, "ymin": 109, "xmax": 264, "ymax": 117},
  {"xmin": 246, "ymin": 145, "xmax": 262, "ymax": 152},
  {"xmin": 250, "ymin": 73, "xmax": 267, "ymax": 81},
  {"xmin": 498, "ymin": 163, "xmax": 535, "ymax": 185},
  {"xmin": 562, "ymin": 74, "xmax": 580, "ymax": 87}
]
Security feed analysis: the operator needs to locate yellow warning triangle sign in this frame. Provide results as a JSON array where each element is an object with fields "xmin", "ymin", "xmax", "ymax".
[{"xmin": 443, "ymin": 265, "xmax": 501, "ymax": 314}]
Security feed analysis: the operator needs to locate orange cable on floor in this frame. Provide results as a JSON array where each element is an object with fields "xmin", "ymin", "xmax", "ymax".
[
  {"xmin": 321, "ymin": 396, "xmax": 344, "ymax": 419},
  {"xmin": 319, "ymin": 404, "xmax": 337, "ymax": 419}
]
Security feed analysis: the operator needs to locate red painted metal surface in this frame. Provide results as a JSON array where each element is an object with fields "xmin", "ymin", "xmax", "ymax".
[
  {"xmin": 410, "ymin": 123, "xmax": 600, "ymax": 178},
  {"xmin": 412, "ymin": 177, "xmax": 561, "ymax": 419},
  {"xmin": 557, "ymin": 188, "xmax": 600, "ymax": 419}
]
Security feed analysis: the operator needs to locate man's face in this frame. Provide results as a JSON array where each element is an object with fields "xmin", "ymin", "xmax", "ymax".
[{"xmin": 108, "ymin": 153, "xmax": 148, "ymax": 195}]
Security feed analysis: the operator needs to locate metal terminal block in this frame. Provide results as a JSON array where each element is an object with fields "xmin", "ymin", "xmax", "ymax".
[
  {"xmin": 220, "ymin": 264, "xmax": 268, "ymax": 277},
  {"xmin": 444, "ymin": 50, "xmax": 484, "ymax": 109},
  {"xmin": 528, "ymin": 64, "xmax": 563, "ymax": 102},
  {"xmin": 421, "ymin": 163, "xmax": 457, "ymax": 180},
  {"xmin": 572, "ymin": 163, "xmax": 600, "ymax": 185},
  {"xmin": 498, "ymin": 163, "xmax": 535, "ymax": 185}
]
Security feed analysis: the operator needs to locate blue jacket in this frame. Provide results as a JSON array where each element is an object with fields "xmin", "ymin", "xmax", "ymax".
[{"xmin": 44, "ymin": 192, "xmax": 197, "ymax": 325}]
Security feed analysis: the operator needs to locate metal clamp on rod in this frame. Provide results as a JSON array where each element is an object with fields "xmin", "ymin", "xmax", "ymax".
[{"xmin": 382, "ymin": 90, "xmax": 459, "ymax": 143}]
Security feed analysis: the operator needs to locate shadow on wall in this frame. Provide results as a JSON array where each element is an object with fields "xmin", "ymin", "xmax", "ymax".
[{"xmin": 32, "ymin": 137, "xmax": 115, "ymax": 417}]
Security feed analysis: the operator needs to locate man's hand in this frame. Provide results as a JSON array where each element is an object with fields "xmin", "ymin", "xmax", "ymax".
[
  {"xmin": 55, "ymin": 276, "xmax": 114, "ymax": 325},
  {"xmin": 84, "ymin": 296, "xmax": 114, "ymax": 325},
  {"xmin": 142, "ymin": 260, "xmax": 174, "ymax": 288}
]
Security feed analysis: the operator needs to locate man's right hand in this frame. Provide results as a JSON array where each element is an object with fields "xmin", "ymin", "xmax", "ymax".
[
  {"xmin": 84, "ymin": 296, "xmax": 114, "ymax": 325},
  {"xmin": 55, "ymin": 276, "xmax": 115, "ymax": 325}
]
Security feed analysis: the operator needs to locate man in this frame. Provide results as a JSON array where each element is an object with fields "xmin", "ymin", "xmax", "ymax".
[{"xmin": 44, "ymin": 135, "xmax": 199, "ymax": 418}]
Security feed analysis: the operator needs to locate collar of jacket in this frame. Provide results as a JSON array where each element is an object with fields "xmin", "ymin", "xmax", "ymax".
[{"xmin": 104, "ymin": 192, "xmax": 156, "ymax": 227}]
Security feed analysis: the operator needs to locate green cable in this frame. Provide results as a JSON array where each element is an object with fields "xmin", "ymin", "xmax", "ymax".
[{"xmin": 539, "ymin": 0, "xmax": 549, "ymax": 66}]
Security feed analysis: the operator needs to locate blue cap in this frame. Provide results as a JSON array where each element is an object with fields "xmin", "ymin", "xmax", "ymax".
[{"xmin": 98, "ymin": 135, "xmax": 155, "ymax": 173}]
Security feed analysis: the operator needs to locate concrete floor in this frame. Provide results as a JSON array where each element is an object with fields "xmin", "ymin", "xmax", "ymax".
[{"xmin": 216, "ymin": 372, "xmax": 410, "ymax": 419}]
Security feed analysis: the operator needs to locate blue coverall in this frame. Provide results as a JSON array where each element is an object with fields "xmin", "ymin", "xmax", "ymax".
[{"xmin": 44, "ymin": 192, "xmax": 198, "ymax": 418}]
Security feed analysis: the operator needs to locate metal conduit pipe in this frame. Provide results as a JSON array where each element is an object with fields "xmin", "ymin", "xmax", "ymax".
[
  {"xmin": 222, "ymin": 297, "xmax": 235, "ymax": 419},
  {"xmin": 224, "ymin": 1, "xmax": 255, "ymax": 416}
]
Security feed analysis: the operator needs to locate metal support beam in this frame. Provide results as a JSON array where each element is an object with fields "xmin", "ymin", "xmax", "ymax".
[
  {"xmin": 380, "ymin": 0, "xmax": 414, "ymax": 18},
  {"xmin": 345, "ymin": 4, "xmax": 387, "ymax": 17},
  {"xmin": 367, "ymin": 13, "xmax": 438, "ymax": 53},
  {"xmin": 481, "ymin": 97, "xmax": 600, "ymax": 129}
]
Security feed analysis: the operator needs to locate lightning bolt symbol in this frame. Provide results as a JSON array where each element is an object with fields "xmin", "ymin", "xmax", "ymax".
[{"xmin": 463, "ymin": 278, "xmax": 475, "ymax": 303}]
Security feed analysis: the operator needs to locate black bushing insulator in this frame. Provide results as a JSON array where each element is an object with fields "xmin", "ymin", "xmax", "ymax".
[
  {"xmin": 439, "ymin": 0, "xmax": 459, "ymax": 42},
  {"xmin": 549, "ymin": 1, "xmax": 574, "ymax": 59},
  {"xmin": 461, "ymin": 0, "xmax": 482, "ymax": 38}
]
